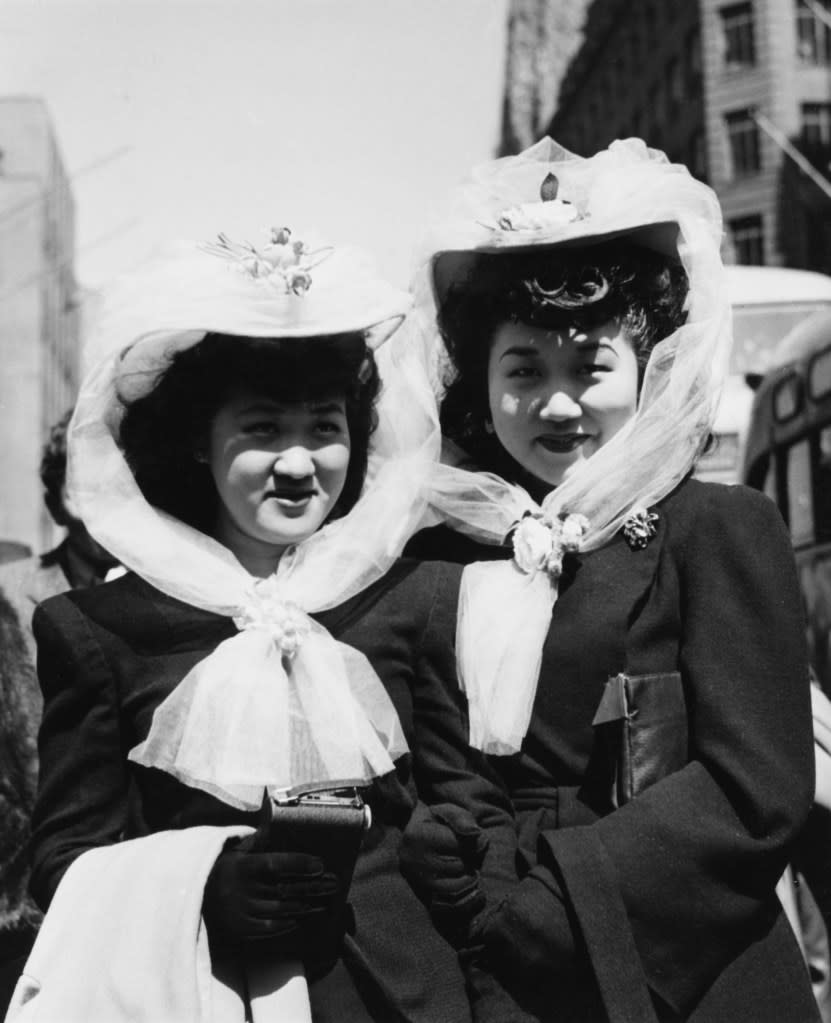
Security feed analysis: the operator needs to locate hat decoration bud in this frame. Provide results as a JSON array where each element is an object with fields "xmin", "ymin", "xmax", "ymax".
[
  {"xmin": 489, "ymin": 171, "xmax": 585, "ymax": 235},
  {"xmin": 201, "ymin": 227, "xmax": 332, "ymax": 294}
]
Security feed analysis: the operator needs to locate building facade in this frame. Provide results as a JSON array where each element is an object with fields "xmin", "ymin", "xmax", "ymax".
[
  {"xmin": 0, "ymin": 96, "xmax": 79, "ymax": 553},
  {"xmin": 500, "ymin": 0, "xmax": 592, "ymax": 155},
  {"xmin": 549, "ymin": 0, "xmax": 831, "ymax": 272}
]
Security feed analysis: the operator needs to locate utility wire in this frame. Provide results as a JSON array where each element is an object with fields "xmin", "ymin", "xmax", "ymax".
[
  {"xmin": 804, "ymin": 0, "xmax": 831, "ymax": 31},
  {"xmin": 0, "ymin": 145, "xmax": 132, "ymax": 230},
  {"xmin": 752, "ymin": 110, "xmax": 831, "ymax": 202},
  {"xmin": 0, "ymin": 217, "xmax": 141, "ymax": 302}
]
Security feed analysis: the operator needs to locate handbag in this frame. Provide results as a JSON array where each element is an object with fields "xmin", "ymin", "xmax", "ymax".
[
  {"xmin": 589, "ymin": 670, "xmax": 689, "ymax": 810},
  {"xmin": 257, "ymin": 787, "xmax": 372, "ymax": 976}
]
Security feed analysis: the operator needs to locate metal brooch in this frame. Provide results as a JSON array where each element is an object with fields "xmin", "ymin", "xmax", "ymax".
[{"xmin": 622, "ymin": 507, "xmax": 659, "ymax": 551}]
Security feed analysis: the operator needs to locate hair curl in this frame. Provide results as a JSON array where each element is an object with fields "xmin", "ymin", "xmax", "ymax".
[
  {"xmin": 120, "ymin": 332, "xmax": 380, "ymax": 534},
  {"xmin": 437, "ymin": 240, "xmax": 689, "ymax": 478},
  {"xmin": 40, "ymin": 409, "xmax": 73, "ymax": 527}
]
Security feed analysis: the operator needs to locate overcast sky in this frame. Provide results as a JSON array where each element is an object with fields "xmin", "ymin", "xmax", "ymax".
[{"xmin": 0, "ymin": 0, "xmax": 508, "ymax": 289}]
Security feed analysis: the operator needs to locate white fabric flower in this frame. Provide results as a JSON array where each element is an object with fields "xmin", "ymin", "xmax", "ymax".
[
  {"xmin": 512, "ymin": 516, "xmax": 555, "ymax": 574},
  {"xmin": 233, "ymin": 580, "xmax": 311, "ymax": 659},
  {"xmin": 560, "ymin": 513, "xmax": 590, "ymax": 550},
  {"xmin": 495, "ymin": 198, "xmax": 580, "ymax": 232}
]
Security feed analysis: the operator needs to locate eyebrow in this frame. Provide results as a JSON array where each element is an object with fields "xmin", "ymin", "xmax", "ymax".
[
  {"xmin": 236, "ymin": 399, "xmax": 347, "ymax": 415},
  {"xmin": 499, "ymin": 340, "xmax": 617, "ymax": 360}
]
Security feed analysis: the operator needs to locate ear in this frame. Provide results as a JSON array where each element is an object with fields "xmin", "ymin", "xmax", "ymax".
[{"xmin": 194, "ymin": 449, "xmax": 209, "ymax": 465}]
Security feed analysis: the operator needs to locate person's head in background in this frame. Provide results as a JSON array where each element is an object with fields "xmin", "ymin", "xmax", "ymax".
[{"xmin": 40, "ymin": 410, "xmax": 118, "ymax": 584}]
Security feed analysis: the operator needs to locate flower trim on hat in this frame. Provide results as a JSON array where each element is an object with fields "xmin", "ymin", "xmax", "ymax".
[
  {"xmin": 483, "ymin": 172, "xmax": 585, "ymax": 237},
  {"xmin": 201, "ymin": 227, "xmax": 333, "ymax": 294},
  {"xmin": 511, "ymin": 510, "xmax": 590, "ymax": 580}
]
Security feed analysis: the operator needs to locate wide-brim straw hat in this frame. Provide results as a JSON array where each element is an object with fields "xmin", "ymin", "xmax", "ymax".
[
  {"xmin": 425, "ymin": 137, "xmax": 720, "ymax": 313},
  {"xmin": 83, "ymin": 230, "xmax": 412, "ymax": 403}
]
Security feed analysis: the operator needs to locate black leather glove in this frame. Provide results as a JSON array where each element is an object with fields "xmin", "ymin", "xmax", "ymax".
[
  {"xmin": 202, "ymin": 832, "xmax": 340, "ymax": 945},
  {"xmin": 400, "ymin": 802, "xmax": 489, "ymax": 943},
  {"xmin": 480, "ymin": 867, "xmax": 578, "ymax": 982}
]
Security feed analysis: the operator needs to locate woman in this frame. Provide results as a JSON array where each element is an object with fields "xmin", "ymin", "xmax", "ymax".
[
  {"xmin": 11, "ymin": 233, "xmax": 512, "ymax": 1022},
  {"xmin": 400, "ymin": 139, "xmax": 819, "ymax": 1022}
]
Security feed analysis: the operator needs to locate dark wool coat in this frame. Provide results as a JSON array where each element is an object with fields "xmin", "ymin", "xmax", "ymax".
[
  {"xmin": 0, "ymin": 552, "xmax": 77, "ymax": 970},
  {"xmin": 406, "ymin": 478, "xmax": 820, "ymax": 1023},
  {"xmin": 29, "ymin": 559, "xmax": 510, "ymax": 1023}
]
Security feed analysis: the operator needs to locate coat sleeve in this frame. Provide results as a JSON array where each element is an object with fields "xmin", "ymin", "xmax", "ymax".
[
  {"xmin": 410, "ymin": 561, "xmax": 519, "ymax": 905},
  {"xmin": 487, "ymin": 486, "xmax": 816, "ymax": 1017},
  {"xmin": 29, "ymin": 595, "xmax": 130, "ymax": 910},
  {"xmin": 408, "ymin": 562, "xmax": 538, "ymax": 1023}
]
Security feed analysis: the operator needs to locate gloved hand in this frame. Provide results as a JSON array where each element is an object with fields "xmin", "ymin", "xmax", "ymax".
[
  {"xmin": 202, "ymin": 832, "xmax": 340, "ymax": 945},
  {"xmin": 480, "ymin": 867, "xmax": 578, "ymax": 983},
  {"xmin": 400, "ymin": 802, "xmax": 489, "ymax": 943}
]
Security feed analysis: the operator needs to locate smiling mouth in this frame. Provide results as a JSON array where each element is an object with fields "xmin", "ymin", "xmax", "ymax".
[
  {"xmin": 536, "ymin": 434, "xmax": 590, "ymax": 454},
  {"xmin": 269, "ymin": 489, "xmax": 316, "ymax": 506}
]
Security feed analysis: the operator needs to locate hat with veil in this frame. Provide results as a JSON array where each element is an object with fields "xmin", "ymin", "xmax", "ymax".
[
  {"xmin": 403, "ymin": 137, "xmax": 732, "ymax": 754},
  {"xmin": 69, "ymin": 230, "xmax": 440, "ymax": 809}
]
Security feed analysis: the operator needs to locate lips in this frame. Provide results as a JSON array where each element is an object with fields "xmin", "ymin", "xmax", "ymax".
[
  {"xmin": 536, "ymin": 434, "xmax": 590, "ymax": 454},
  {"xmin": 268, "ymin": 487, "xmax": 316, "ymax": 505}
]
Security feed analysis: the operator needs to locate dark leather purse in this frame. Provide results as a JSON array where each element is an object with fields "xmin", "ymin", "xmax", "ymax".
[
  {"xmin": 589, "ymin": 670, "xmax": 689, "ymax": 809},
  {"xmin": 259, "ymin": 788, "xmax": 372, "ymax": 976}
]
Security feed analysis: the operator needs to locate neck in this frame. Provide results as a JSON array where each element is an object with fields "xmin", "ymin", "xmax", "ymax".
[{"xmin": 213, "ymin": 514, "xmax": 286, "ymax": 578}]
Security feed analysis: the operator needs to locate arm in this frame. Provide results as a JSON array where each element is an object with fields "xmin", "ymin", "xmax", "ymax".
[
  {"xmin": 483, "ymin": 487, "xmax": 815, "ymax": 1017},
  {"xmin": 407, "ymin": 562, "xmax": 535, "ymax": 1022},
  {"xmin": 29, "ymin": 596, "xmax": 130, "ymax": 909},
  {"xmin": 410, "ymin": 561, "xmax": 518, "ymax": 910}
]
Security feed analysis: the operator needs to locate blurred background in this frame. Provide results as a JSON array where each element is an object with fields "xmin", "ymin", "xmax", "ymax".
[{"xmin": 3, "ymin": 0, "xmax": 831, "ymax": 556}]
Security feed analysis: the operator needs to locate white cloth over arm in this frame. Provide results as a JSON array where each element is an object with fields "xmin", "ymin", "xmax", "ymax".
[{"xmin": 4, "ymin": 827, "xmax": 311, "ymax": 1023}]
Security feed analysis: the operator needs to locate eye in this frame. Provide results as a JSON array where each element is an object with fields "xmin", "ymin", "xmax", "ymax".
[
  {"xmin": 314, "ymin": 418, "xmax": 345, "ymax": 437},
  {"xmin": 242, "ymin": 420, "xmax": 281, "ymax": 436},
  {"xmin": 578, "ymin": 362, "xmax": 612, "ymax": 377},
  {"xmin": 506, "ymin": 365, "xmax": 540, "ymax": 380}
]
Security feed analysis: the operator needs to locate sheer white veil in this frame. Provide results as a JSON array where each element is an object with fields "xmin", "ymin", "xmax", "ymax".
[
  {"xmin": 404, "ymin": 138, "xmax": 732, "ymax": 753},
  {"xmin": 68, "ymin": 234, "xmax": 441, "ymax": 808}
]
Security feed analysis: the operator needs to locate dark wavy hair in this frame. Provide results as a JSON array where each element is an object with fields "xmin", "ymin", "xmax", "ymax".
[
  {"xmin": 119, "ymin": 332, "xmax": 380, "ymax": 534},
  {"xmin": 437, "ymin": 240, "xmax": 689, "ymax": 478},
  {"xmin": 40, "ymin": 409, "xmax": 73, "ymax": 527}
]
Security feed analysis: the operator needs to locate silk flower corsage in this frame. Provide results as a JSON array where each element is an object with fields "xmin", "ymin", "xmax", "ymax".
[{"xmin": 512, "ymin": 512, "xmax": 590, "ymax": 579}]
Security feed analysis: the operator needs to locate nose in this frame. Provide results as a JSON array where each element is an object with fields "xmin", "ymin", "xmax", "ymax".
[
  {"xmin": 273, "ymin": 445, "xmax": 315, "ymax": 478},
  {"xmin": 538, "ymin": 389, "xmax": 582, "ymax": 421}
]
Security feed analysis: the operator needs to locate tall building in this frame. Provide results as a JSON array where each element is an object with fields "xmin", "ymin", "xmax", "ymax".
[
  {"xmin": 0, "ymin": 96, "xmax": 80, "ymax": 553},
  {"xmin": 548, "ymin": 0, "xmax": 831, "ymax": 272},
  {"xmin": 500, "ymin": 0, "xmax": 592, "ymax": 155}
]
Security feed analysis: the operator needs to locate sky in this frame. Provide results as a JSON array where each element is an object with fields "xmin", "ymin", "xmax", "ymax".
[{"xmin": 0, "ymin": 0, "xmax": 508, "ymax": 290}]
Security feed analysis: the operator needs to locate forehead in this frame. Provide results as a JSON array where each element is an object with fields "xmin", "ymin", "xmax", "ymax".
[
  {"xmin": 490, "ymin": 318, "xmax": 629, "ymax": 351},
  {"xmin": 219, "ymin": 387, "xmax": 348, "ymax": 413}
]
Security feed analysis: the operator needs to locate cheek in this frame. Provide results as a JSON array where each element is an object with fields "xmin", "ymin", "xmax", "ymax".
[
  {"xmin": 487, "ymin": 376, "xmax": 524, "ymax": 424},
  {"xmin": 317, "ymin": 441, "xmax": 352, "ymax": 482},
  {"xmin": 214, "ymin": 448, "xmax": 267, "ymax": 495}
]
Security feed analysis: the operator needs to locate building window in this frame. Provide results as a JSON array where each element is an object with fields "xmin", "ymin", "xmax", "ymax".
[
  {"xmin": 645, "ymin": 4, "xmax": 657, "ymax": 49},
  {"xmin": 801, "ymin": 101, "xmax": 831, "ymax": 146},
  {"xmin": 688, "ymin": 129, "xmax": 708, "ymax": 181},
  {"xmin": 729, "ymin": 214, "xmax": 765, "ymax": 264},
  {"xmin": 666, "ymin": 58, "xmax": 683, "ymax": 108},
  {"xmin": 648, "ymin": 84, "xmax": 663, "ymax": 141},
  {"xmin": 797, "ymin": 0, "xmax": 831, "ymax": 63},
  {"xmin": 720, "ymin": 2, "xmax": 756, "ymax": 67},
  {"xmin": 725, "ymin": 109, "xmax": 761, "ymax": 176},
  {"xmin": 685, "ymin": 26, "xmax": 702, "ymax": 90},
  {"xmin": 630, "ymin": 29, "xmax": 641, "ymax": 68},
  {"xmin": 614, "ymin": 55, "xmax": 626, "ymax": 94}
]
